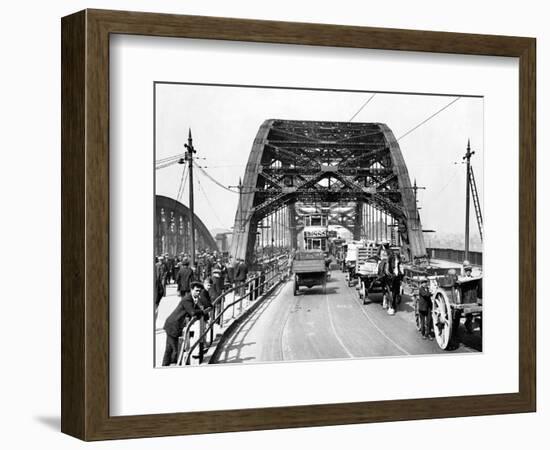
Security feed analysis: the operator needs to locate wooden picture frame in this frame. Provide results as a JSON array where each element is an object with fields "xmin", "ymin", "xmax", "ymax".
[{"xmin": 61, "ymin": 9, "xmax": 536, "ymax": 441}]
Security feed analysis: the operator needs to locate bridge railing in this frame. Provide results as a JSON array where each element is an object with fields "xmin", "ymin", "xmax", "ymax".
[
  {"xmin": 427, "ymin": 247, "xmax": 483, "ymax": 266},
  {"xmin": 176, "ymin": 254, "xmax": 290, "ymax": 365}
]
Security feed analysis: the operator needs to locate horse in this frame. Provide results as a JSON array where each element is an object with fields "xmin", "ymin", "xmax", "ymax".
[{"xmin": 377, "ymin": 249, "xmax": 403, "ymax": 315}]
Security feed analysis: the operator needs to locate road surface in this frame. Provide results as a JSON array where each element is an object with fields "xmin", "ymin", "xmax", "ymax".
[{"xmin": 212, "ymin": 269, "xmax": 481, "ymax": 364}]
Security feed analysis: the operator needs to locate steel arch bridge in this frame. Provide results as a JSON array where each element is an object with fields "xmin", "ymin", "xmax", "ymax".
[
  {"xmin": 230, "ymin": 119, "xmax": 426, "ymax": 264},
  {"xmin": 155, "ymin": 195, "xmax": 218, "ymax": 256}
]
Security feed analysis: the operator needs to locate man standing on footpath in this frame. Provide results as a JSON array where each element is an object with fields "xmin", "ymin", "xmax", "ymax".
[
  {"xmin": 418, "ymin": 278, "xmax": 433, "ymax": 340},
  {"xmin": 162, "ymin": 281, "xmax": 208, "ymax": 366},
  {"xmin": 234, "ymin": 258, "xmax": 249, "ymax": 296},
  {"xmin": 175, "ymin": 257, "xmax": 194, "ymax": 297},
  {"xmin": 155, "ymin": 256, "xmax": 166, "ymax": 312},
  {"xmin": 211, "ymin": 257, "xmax": 227, "ymax": 299}
]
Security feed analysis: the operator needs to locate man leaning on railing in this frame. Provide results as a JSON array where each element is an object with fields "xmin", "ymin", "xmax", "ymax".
[{"xmin": 162, "ymin": 281, "xmax": 209, "ymax": 366}]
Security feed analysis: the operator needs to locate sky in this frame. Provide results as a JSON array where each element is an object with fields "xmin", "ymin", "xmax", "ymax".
[{"xmin": 155, "ymin": 83, "xmax": 483, "ymax": 241}]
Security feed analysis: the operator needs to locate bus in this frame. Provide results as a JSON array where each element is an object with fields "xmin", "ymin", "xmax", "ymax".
[{"xmin": 303, "ymin": 214, "xmax": 329, "ymax": 251}]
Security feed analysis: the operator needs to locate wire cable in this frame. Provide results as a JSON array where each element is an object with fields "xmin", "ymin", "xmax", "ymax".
[
  {"xmin": 156, "ymin": 152, "xmax": 186, "ymax": 164},
  {"xmin": 348, "ymin": 93, "xmax": 376, "ymax": 122},
  {"xmin": 196, "ymin": 171, "xmax": 225, "ymax": 227},
  {"xmin": 396, "ymin": 97, "xmax": 461, "ymax": 142},
  {"xmin": 156, "ymin": 159, "xmax": 182, "ymax": 170},
  {"xmin": 194, "ymin": 161, "xmax": 257, "ymax": 194},
  {"xmin": 174, "ymin": 163, "xmax": 188, "ymax": 204}
]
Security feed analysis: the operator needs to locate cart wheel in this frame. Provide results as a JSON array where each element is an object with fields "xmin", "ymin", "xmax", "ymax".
[
  {"xmin": 432, "ymin": 292, "xmax": 453, "ymax": 350},
  {"xmin": 360, "ymin": 280, "xmax": 367, "ymax": 303}
]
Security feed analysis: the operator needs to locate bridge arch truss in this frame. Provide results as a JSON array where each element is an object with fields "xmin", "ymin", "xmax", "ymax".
[{"xmin": 230, "ymin": 119, "xmax": 426, "ymax": 264}]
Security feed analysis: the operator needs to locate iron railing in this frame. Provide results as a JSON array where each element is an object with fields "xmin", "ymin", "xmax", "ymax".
[
  {"xmin": 176, "ymin": 254, "xmax": 290, "ymax": 365},
  {"xmin": 427, "ymin": 247, "xmax": 482, "ymax": 266}
]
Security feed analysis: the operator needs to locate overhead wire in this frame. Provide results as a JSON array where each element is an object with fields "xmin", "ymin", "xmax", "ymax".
[
  {"xmin": 348, "ymin": 93, "xmax": 376, "ymax": 122},
  {"xmin": 396, "ymin": 96, "xmax": 462, "ymax": 141},
  {"xmin": 156, "ymin": 159, "xmax": 182, "ymax": 170},
  {"xmin": 195, "ymin": 169, "xmax": 225, "ymax": 227},
  {"xmin": 430, "ymin": 165, "xmax": 460, "ymax": 199},
  {"xmin": 175, "ymin": 162, "xmax": 188, "ymax": 203},
  {"xmin": 156, "ymin": 152, "xmax": 186, "ymax": 164},
  {"xmin": 193, "ymin": 160, "xmax": 256, "ymax": 194}
]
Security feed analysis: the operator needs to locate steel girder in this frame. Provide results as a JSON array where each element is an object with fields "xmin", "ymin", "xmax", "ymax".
[{"xmin": 229, "ymin": 119, "xmax": 426, "ymax": 264}]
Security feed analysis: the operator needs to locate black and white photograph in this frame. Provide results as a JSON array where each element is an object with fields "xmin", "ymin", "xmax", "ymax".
[{"xmin": 153, "ymin": 82, "xmax": 483, "ymax": 367}]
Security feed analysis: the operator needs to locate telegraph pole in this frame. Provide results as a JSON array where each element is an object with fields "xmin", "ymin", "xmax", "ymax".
[
  {"xmin": 229, "ymin": 178, "xmax": 244, "ymax": 231},
  {"xmin": 229, "ymin": 177, "xmax": 245, "ymax": 262},
  {"xmin": 404, "ymin": 179, "xmax": 425, "ymax": 228},
  {"xmin": 463, "ymin": 139, "xmax": 474, "ymax": 261},
  {"xmin": 184, "ymin": 129, "xmax": 197, "ymax": 267}
]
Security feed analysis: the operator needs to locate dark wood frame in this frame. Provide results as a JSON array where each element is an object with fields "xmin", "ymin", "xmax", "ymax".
[{"xmin": 61, "ymin": 9, "xmax": 536, "ymax": 441}]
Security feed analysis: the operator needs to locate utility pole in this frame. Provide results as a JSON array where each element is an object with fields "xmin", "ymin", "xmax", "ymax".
[
  {"xmin": 229, "ymin": 178, "xmax": 244, "ymax": 231},
  {"xmin": 229, "ymin": 177, "xmax": 245, "ymax": 262},
  {"xmin": 403, "ymin": 179, "xmax": 425, "ymax": 230},
  {"xmin": 184, "ymin": 129, "xmax": 196, "ymax": 267},
  {"xmin": 463, "ymin": 139, "xmax": 474, "ymax": 261}
]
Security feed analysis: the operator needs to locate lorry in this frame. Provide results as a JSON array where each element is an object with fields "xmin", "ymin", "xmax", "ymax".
[{"xmin": 292, "ymin": 250, "xmax": 328, "ymax": 296}]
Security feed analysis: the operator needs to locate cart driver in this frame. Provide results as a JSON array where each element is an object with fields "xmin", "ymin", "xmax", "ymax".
[{"xmin": 462, "ymin": 260, "xmax": 473, "ymax": 278}]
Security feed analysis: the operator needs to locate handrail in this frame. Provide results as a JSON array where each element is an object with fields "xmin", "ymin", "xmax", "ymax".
[{"xmin": 175, "ymin": 255, "xmax": 289, "ymax": 365}]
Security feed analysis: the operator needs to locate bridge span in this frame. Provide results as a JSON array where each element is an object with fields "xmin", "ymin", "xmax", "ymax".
[
  {"xmin": 155, "ymin": 116, "xmax": 483, "ymax": 367},
  {"xmin": 212, "ymin": 267, "xmax": 480, "ymax": 364}
]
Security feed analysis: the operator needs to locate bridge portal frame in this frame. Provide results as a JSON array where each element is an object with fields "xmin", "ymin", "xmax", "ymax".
[{"xmin": 230, "ymin": 119, "xmax": 426, "ymax": 264}]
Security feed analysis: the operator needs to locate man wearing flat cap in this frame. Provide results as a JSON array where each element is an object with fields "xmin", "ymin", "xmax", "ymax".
[{"xmin": 162, "ymin": 281, "xmax": 208, "ymax": 366}]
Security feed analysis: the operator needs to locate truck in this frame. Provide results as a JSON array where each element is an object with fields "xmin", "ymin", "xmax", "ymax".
[{"xmin": 292, "ymin": 250, "xmax": 328, "ymax": 296}]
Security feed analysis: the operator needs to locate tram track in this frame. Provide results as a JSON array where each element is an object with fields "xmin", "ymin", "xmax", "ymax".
[
  {"xmin": 344, "ymin": 279, "xmax": 410, "ymax": 356},
  {"xmin": 325, "ymin": 288, "xmax": 355, "ymax": 358}
]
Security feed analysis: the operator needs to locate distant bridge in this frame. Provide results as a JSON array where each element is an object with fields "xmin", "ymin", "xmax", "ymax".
[{"xmin": 155, "ymin": 195, "xmax": 217, "ymax": 256}]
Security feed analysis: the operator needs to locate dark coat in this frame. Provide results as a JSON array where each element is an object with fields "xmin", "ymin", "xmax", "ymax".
[
  {"xmin": 163, "ymin": 293, "xmax": 205, "ymax": 338},
  {"xmin": 234, "ymin": 262, "xmax": 248, "ymax": 282},
  {"xmin": 199, "ymin": 289, "xmax": 213, "ymax": 310},
  {"xmin": 418, "ymin": 285, "xmax": 432, "ymax": 312},
  {"xmin": 226, "ymin": 265, "xmax": 235, "ymax": 283},
  {"xmin": 176, "ymin": 266, "xmax": 194, "ymax": 293}
]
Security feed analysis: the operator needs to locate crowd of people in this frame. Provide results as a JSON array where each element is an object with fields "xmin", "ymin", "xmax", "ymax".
[{"xmin": 155, "ymin": 250, "xmax": 250, "ymax": 366}]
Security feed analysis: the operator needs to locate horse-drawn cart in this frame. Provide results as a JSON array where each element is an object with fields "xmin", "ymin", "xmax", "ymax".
[{"xmin": 403, "ymin": 265, "xmax": 483, "ymax": 350}]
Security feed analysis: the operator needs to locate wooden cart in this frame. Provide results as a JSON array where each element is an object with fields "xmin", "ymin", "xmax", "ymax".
[{"xmin": 403, "ymin": 266, "xmax": 483, "ymax": 350}]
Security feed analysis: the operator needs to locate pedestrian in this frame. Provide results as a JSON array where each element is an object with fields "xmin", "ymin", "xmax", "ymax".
[
  {"xmin": 418, "ymin": 278, "xmax": 433, "ymax": 339},
  {"xmin": 162, "ymin": 281, "xmax": 208, "ymax": 366},
  {"xmin": 226, "ymin": 256, "xmax": 236, "ymax": 287},
  {"xmin": 167, "ymin": 255, "xmax": 176, "ymax": 284},
  {"xmin": 175, "ymin": 257, "xmax": 194, "ymax": 296},
  {"xmin": 204, "ymin": 254, "xmax": 214, "ymax": 278},
  {"xmin": 234, "ymin": 258, "xmax": 249, "ymax": 297},
  {"xmin": 211, "ymin": 258, "xmax": 226, "ymax": 299},
  {"xmin": 462, "ymin": 260, "xmax": 475, "ymax": 333},
  {"xmin": 155, "ymin": 256, "xmax": 166, "ymax": 310},
  {"xmin": 377, "ymin": 243, "xmax": 391, "ymax": 309},
  {"xmin": 200, "ymin": 277, "xmax": 215, "ymax": 310}
]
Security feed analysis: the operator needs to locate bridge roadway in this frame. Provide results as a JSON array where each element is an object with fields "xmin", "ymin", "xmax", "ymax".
[{"xmin": 213, "ymin": 269, "xmax": 481, "ymax": 364}]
